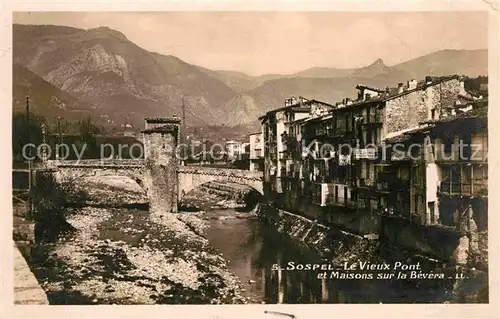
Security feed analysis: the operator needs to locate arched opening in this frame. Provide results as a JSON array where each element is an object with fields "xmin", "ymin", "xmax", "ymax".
[{"xmin": 179, "ymin": 180, "xmax": 264, "ymax": 213}]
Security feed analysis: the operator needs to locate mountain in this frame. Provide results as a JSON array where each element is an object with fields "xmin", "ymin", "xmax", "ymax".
[
  {"xmin": 197, "ymin": 67, "xmax": 283, "ymax": 93},
  {"xmin": 13, "ymin": 24, "xmax": 237, "ymax": 128},
  {"xmin": 13, "ymin": 63, "xmax": 92, "ymax": 121},
  {"xmin": 223, "ymin": 50, "xmax": 487, "ymax": 124},
  {"xmin": 392, "ymin": 49, "xmax": 488, "ymax": 79},
  {"xmin": 289, "ymin": 67, "xmax": 355, "ymax": 78},
  {"xmin": 13, "ymin": 23, "xmax": 488, "ymax": 130}
]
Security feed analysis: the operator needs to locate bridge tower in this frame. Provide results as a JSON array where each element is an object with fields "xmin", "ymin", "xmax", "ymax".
[{"xmin": 142, "ymin": 117, "xmax": 181, "ymax": 213}]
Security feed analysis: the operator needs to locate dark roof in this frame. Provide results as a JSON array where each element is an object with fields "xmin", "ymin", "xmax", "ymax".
[
  {"xmin": 338, "ymin": 75, "xmax": 463, "ymax": 110},
  {"xmin": 356, "ymin": 85, "xmax": 386, "ymax": 93},
  {"xmin": 144, "ymin": 117, "xmax": 181, "ymax": 124},
  {"xmin": 420, "ymin": 108, "xmax": 487, "ymax": 125},
  {"xmin": 384, "ymin": 126, "xmax": 433, "ymax": 144},
  {"xmin": 141, "ymin": 124, "xmax": 178, "ymax": 134},
  {"xmin": 258, "ymin": 98, "xmax": 333, "ymax": 120},
  {"xmin": 383, "ymin": 75, "xmax": 461, "ymax": 102}
]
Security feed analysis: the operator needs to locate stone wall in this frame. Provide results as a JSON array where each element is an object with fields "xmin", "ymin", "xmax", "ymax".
[
  {"xmin": 277, "ymin": 191, "xmax": 380, "ymax": 235},
  {"xmin": 385, "ymin": 78, "xmax": 466, "ymax": 135},
  {"xmin": 143, "ymin": 131, "xmax": 178, "ymax": 213},
  {"xmin": 381, "ymin": 215, "xmax": 461, "ymax": 261}
]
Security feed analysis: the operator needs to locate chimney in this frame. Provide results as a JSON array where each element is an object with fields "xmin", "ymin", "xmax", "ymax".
[
  {"xmin": 397, "ymin": 83, "xmax": 404, "ymax": 94},
  {"xmin": 408, "ymin": 79, "xmax": 417, "ymax": 90}
]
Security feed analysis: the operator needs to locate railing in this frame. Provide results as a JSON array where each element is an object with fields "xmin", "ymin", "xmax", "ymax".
[
  {"xmin": 357, "ymin": 178, "xmax": 374, "ymax": 187},
  {"xmin": 375, "ymin": 181, "xmax": 390, "ymax": 192},
  {"xmin": 312, "ymin": 183, "xmax": 334, "ymax": 206},
  {"xmin": 250, "ymin": 150, "xmax": 263, "ymax": 159},
  {"xmin": 315, "ymin": 128, "xmax": 327, "ymax": 136},
  {"xmin": 47, "ymin": 159, "xmax": 144, "ymax": 167},
  {"xmin": 353, "ymin": 148, "xmax": 378, "ymax": 160},
  {"xmin": 365, "ymin": 113, "xmax": 382, "ymax": 124}
]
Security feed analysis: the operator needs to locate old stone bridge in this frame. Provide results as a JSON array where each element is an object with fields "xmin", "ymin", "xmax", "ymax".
[
  {"xmin": 47, "ymin": 159, "xmax": 263, "ymax": 211},
  {"xmin": 45, "ymin": 117, "xmax": 263, "ymax": 213}
]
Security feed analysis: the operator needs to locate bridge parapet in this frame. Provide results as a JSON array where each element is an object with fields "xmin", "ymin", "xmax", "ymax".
[{"xmin": 47, "ymin": 159, "xmax": 145, "ymax": 168}]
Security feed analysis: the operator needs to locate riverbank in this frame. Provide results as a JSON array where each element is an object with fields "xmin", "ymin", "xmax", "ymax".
[
  {"xmin": 257, "ymin": 203, "xmax": 488, "ymax": 303},
  {"xmin": 31, "ymin": 207, "xmax": 249, "ymax": 304},
  {"xmin": 18, "ymin": 175, "xmax": 251, "ymax": 305}
]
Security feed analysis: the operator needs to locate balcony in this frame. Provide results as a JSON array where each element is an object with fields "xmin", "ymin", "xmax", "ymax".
[
  {"xmin": 353, "ymin": 148, "xmax": 378, "ymax": 160},
  {"xmin": 375, "ymin": 181, "xmax": 390, "ymax": 193},
  {"xmin": 312, "ymin": 183, "xmax": 335, "ymax": 206},
  {"xmin": 315, "ymin": 127, "xmax": 327, "ymax": 136},
  {"xmin": 278, "ymin": 152, "xmax": 291, "ymax": 160},
  {"xmin": 356, "ymin": 178, "xmax": 374, "ymax": 188},
  {"xmin": 362, "ymin": 113, "xmax": 383, "ymax": 126},
  {"xmin": 250, "ymin": 150, "xmax": 263, "ymax": 159},
  {"xmin": 312, "ymin": 183, "xmax": 355, "ymax": 208}
]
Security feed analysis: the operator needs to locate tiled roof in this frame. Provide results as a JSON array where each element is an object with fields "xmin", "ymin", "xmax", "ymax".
[
  {"xmin": 144, "ymin": 117, "xmax": 181, "ymax": 124},
  {"xmin": 356, "ymin": 85, "xmax": 386, "ymax": 93},
  {"xmin": 258, "ymin": 97, "xmax": 333, "ymax": 119},
  {"xmin": 141, "ymin": 124, "xmax": 179, "ymax": 134},
  {"xmin": 420, "ymin": 108, "xmax": 487, "ymax": 125}
]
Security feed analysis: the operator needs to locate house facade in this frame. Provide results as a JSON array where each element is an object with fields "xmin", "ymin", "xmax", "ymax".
[
  {"xmin": 258, "ymin": 76, "xmax": 485, "ymax": 236},
  {"xmin": 249, "ymin": 132, "xmax": 264, "ymax": 171}
]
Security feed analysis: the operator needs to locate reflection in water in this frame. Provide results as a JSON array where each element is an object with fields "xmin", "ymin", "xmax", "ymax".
[
  {"xmin": 204, "ymin": 210, "xmax": 367, "ymax": 304},
  {"xmin": 204, "ymin": 209, "xmax": 451, "ymax": 304}
]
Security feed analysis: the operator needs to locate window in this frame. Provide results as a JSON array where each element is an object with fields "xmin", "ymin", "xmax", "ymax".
[
  {"xmin": 431, "ymin": 109, "xmax": 436, "ymax": 120},
  {"xmin": 429, "ymin": 202, "xmax": 436, "ymax": 224}
]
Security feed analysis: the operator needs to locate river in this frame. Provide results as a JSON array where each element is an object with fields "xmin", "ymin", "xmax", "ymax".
[{"xmin": 203, "ymin": 207, "xmax": 459, "ymax": 304}]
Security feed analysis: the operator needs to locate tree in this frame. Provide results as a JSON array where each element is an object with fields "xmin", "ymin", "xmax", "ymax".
[
  {"xmin": 12, "ymin": 112, "xmax": 45, "ymax": 162},
  {"xmin": 29, "ymin": 172, "xmax": 88, "ymax": 243},
  {"xmin": 78, "ymin": 116, "xmax": 101, "ymax": 158}
]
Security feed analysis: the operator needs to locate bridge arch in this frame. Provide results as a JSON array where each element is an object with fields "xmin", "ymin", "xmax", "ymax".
[
  {"xmin": 178, "ymin": 167, "xmax": 263, "ymax": 202},
  {"xmin": 47, "ymin": 160, "xmax": 147, "ymax": 193}
]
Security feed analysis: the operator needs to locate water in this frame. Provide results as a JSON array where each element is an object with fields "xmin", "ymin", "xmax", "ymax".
[
  {"xmin": 204, "ymin": 208, "xmax": 454, "ymax": 304},
  {"xmin": 204, "ymin": 209, "xmax": 360, "ymax": 303}
]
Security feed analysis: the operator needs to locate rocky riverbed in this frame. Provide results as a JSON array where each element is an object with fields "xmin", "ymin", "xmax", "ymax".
[{"xmin": 26, "ymin": 176, "xmax": 252, "ymax": 305}]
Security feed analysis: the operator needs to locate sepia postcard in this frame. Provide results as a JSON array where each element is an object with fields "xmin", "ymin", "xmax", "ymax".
[{"xmin": 2, "ymin": 1, "xmax": 499, "ymax": 318}]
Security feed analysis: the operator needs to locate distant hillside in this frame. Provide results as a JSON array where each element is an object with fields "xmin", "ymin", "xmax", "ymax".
[
  {"xmin": 13, "ymin": 24, "xmax": 237, "ymax": 128},
  {"xmin": 392, "ymin": 49, "xmax": 488, "ymax": 79},
  {"xmin": 13, "ymin": 64, "xmax": 92, "ymax": 122},
  {"xmin": 222, "ymin": 50, "xmax": 488, "ymax": 124},
  {"xmin": 13, "ymin": 24, "xmax": 488, "ymax": 129}
]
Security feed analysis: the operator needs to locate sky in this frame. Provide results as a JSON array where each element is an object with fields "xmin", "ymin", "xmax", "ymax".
[{"xmin": 13, "ymin": 11, "xmax": 488, "ymax": 76}]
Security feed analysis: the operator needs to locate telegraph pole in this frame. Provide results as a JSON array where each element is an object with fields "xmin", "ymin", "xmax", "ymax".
[
  {"xmin": 26, "ymin": 95, "xmax": 31, "ymax": 160},
  {"xmin": 181, "ymin": 97, "xmax": 187, "ymax": 160},
  {"xmin": 25, "ymin": 95, "xmax": 33, "ymax": 212},
  {"xmin": 182, "ymin": 97, "xmax": 186, "ymax": 141}
]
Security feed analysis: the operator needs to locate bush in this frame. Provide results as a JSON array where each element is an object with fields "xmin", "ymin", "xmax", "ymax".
[{"xmin": 29, "ymin": 171, "xmax": 88, "ymax": 243}]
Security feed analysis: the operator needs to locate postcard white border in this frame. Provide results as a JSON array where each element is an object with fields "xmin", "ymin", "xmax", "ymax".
[{"xmin": 1, "ymin": 1, "xmax": 499, "ymax": 318}]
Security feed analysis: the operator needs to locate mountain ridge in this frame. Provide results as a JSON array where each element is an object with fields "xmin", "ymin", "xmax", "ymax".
[{"xmin": 13, "ymin": 23, "xmax": 488, "ymax": 129}]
